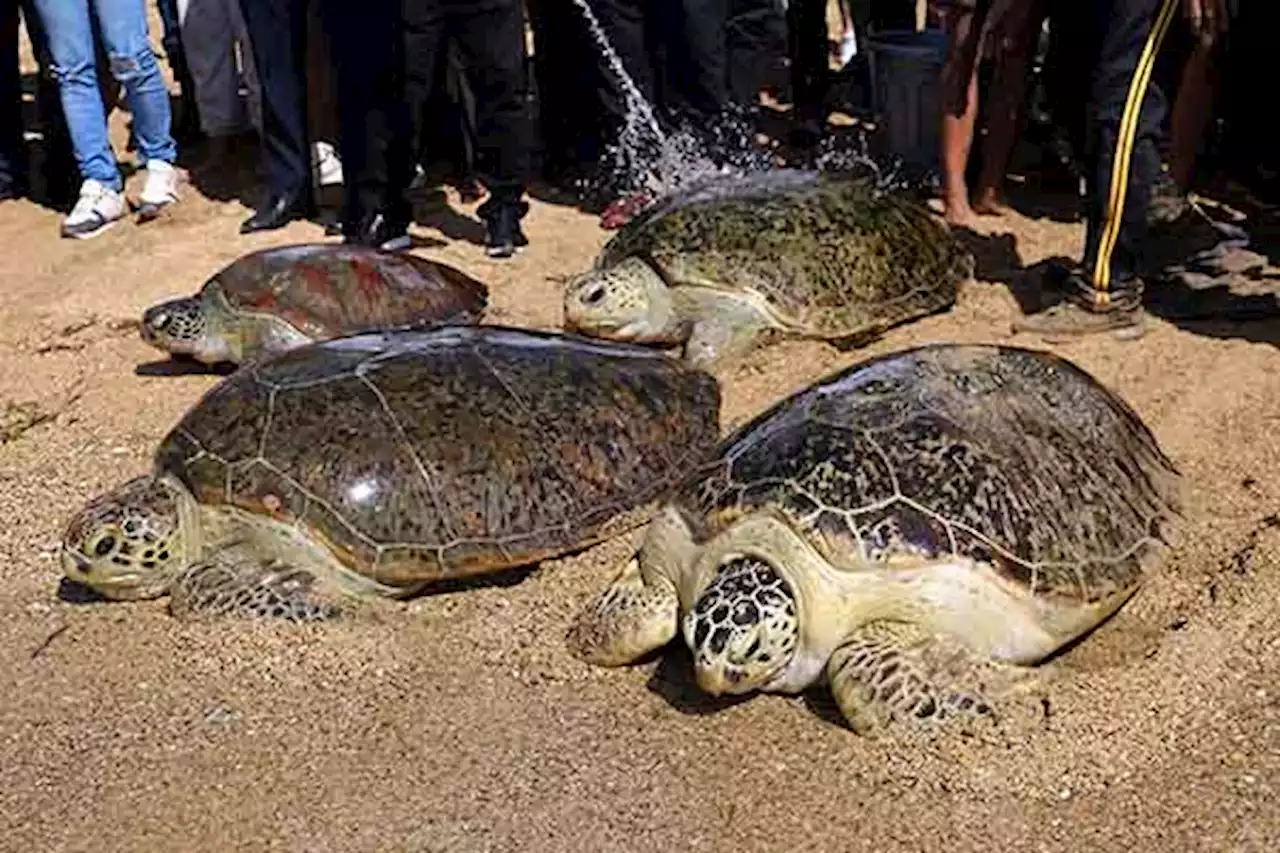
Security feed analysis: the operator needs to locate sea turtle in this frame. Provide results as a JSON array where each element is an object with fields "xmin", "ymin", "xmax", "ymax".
[
  {"xmin": 562, "ymin": 169, "xmax": 972, "ymax": 369},
  {"xmin": 567, "ymin": 343, "xmax": 1181, "ymax": 733},
  {"xmin": 61, "ymin": 326, "xmax": 721, "ymax": 619},
  {"xmin": 140, "ymin": 243, "xmax": 489, "ymax": 366}
]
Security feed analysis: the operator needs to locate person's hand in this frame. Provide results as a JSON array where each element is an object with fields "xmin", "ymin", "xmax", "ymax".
[{"xmin": 1181, "ymin": 0, "xmax": 1229, "ymax": 46}]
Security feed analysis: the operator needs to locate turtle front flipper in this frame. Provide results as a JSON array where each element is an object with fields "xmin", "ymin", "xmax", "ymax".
[
  {"xmin": 566, "ymin": 556, "xmax": 679, "ymax": 666},
  {"xmin": 825, "ymin": 621, "xmax": 998, "ymax": 735},
  {"xmin": 169, "ymin": 544, "xmax": 343, "ymax": 622},
  {"xmin": 683, "ymin": 315, "xmax": 770, "ymax": 369}
]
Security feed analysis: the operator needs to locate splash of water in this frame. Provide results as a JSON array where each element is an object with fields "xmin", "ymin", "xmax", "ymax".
[{"xmin": 567, "ymin": 0, "xmax": 916, "ymax": 212}]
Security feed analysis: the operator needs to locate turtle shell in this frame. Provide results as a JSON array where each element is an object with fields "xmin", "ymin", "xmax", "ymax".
[
  {"xmin": 154, "ymin": 326, "xmax": 721, "ymax": 583},
  {"xmin": 595, "ymin": 171, "xmax": 968, "ymax": 338},
  {"xmin": 206, "ymin": 243, "xmax": 488, "ymax": 339},
  {"xmin": 674, "ymin": 343, "xmax": 1180, "ymax": 605}
]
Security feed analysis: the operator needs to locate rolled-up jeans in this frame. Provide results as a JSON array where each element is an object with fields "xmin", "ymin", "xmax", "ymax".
[{"xmin": 31, "ymin": 0, "xmax": 177, "ymax": 190}]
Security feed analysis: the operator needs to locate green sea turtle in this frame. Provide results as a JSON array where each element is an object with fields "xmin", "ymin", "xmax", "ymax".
[
  {"xmin": 562, "ymin": 169, "xmax": 972, "ymax": 369},
  {"xmin": 567, "ymin": 343, "xmax": 1180, "ymax": 733},
  {"xmin": 61, "ymin": 326, "xmax": 720, "ymax": 619},
  {"xmin": 141, "ymin": 243, "xmax": 488, "ymax": 366}
]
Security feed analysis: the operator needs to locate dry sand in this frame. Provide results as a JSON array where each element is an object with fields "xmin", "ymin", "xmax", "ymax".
[{"xmin": 3, "ymin": 31, "xmax": 1279, "ymax": 853}]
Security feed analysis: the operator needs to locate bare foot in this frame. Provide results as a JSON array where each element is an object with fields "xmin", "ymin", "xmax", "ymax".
[
  {"xmin": 943, "ymin": 202, "xmax": 976, "ymax": 227},
  {"xmin": 973, "ymin": 190, "xmax": 1011, "ymax": 216}
]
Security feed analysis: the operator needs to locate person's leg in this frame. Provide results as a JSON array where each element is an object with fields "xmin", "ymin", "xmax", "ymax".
[
  {"xmin": 31, "ymin": 0, "xmax": 119, "ymax": 188},
  {"xmin": 1014, "ymin": 0, "xmax": 1179, "ymax": 339},
  {"xmin": 455, "ymin": 0, "xmax": 533, "ymax": 257},
  {"xmin": 1166, "ymin": 37, "xmax": 1217, "ymax": 189},
  {"xmin": 31, "ymin": 0, "xmax": 130, "ymax": 235},
  {"xmin": 1, "ymin": 0, "xmax": 23, "ymax": 197},
  {"xmin": 318, "ymin": 0, "xmax": 411, "ymax": 246},
  {"xmin": 227, "ymin": 0, "xmax": 260, "ymax": 135},
  {"xmin": 92, "ymin": 0, "xmax": 177, "ymax": 166},
  {"xmin": 176, "ymin": 0, "xmax": 249, "ymax": 138},
  {"xmin": 725, "ymin": 0, "xmax": 786, "ymax": 105},
  {"xmin": 91, "ymin": 0, "xmax": 180, "ymax": 216},
  {"xmin": 667, "ymin": 0, "xmax": 729, "ymax": 116},
  {"xmin": 20, "ymin": 0, "xmax": 78, "ymax": 207},
  {"xmin": 786, "ymin": 0, "xmax": 830, "ymax": 140},
  {"xmin": 938, "ymin": 0, "xmax": 985, "ymax": 225},
  {"xmin": 236, "ymin": 0, "xmax": 313, "ymax": 231},
  {"xmin": 402, "ymin": 0, "xmax": 445, "ymax": 178},
  {"xmin": 973, "ymin": 0, "xmax": 1049, "ymax": 215}
]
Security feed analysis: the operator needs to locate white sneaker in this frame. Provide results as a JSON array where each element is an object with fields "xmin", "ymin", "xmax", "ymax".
[
  {"xmin": 312, "ymin": 141, "xmax": 344, "ymax": 187},
  {"xmin": 137, "ymin": 160, "xmax": 179, "ymax": 222},
  {"xmin": 61, "ymin": 179, "xmax": 126, "ymax": 239}
]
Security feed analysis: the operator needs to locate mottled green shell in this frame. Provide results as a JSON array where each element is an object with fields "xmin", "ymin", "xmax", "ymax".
[
  {"xmin": 208, "ymin": 243, "xmax": 488, "ymax": 338},
  {"xmin": 154, "ymin": 326, "xmax": 722, "ymax": 583},
  {"xmin": 596, "ymin": 171, "xmax": 970, "ymax": 338},
  {"xmin": 676, "ymin": 344, "xmax": 1180, "ymax": 604}
]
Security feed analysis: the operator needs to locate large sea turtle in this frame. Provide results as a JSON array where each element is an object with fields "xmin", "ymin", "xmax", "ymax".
[
  {"xmin": 567, "ymin": 343, "xmax": 1180, "ymax": 733},
  {"xmin": 61, "ymin": 326, "xmax": 721, "ymax": 619},
  {"xmin": 141, "ymin": 243, "xmax": 488, "ymax": 366},
  {"xmin": 562, "ymin": 169, "xmax": 973, "ymax": 369}
]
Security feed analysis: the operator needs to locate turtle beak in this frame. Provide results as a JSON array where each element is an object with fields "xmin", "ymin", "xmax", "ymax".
[
  {"xmin": 61, "ymin": 547, "xmax": 93, "ymax": 580},
  {"xmin": 140, "ymin": 309, "xmax": 167, "ymax": 345}
]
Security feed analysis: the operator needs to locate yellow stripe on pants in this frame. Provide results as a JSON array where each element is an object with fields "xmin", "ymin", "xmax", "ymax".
[{"xmin": 1091, "ymin": 0, "xmax": 1179, "ymax": 304}]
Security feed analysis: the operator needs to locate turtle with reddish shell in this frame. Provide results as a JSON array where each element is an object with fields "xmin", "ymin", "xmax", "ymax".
[{"xmin": 140, "ymin": 243, "xmax": 488, "ymax": 366}]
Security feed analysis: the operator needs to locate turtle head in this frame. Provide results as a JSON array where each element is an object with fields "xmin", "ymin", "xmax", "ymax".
[
  {"xmin": 683, "ymin": 556, "xmax": 799, "ymax": 695},
  {"xmin": 141, "ymin": 297, "xmax": 229, "ymax": 363},
  {"xmin": 61, "ymin": 475, "xmax": 189, "ymax": 600},
  {"xmin": 562, "ymin": 257, "xmax": 686, "ymax": 345}
]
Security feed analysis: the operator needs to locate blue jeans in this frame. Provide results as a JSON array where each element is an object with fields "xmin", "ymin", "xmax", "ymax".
[{"xmin": 33, "ymin": 0, "xmax": 177, "ymax": 190}]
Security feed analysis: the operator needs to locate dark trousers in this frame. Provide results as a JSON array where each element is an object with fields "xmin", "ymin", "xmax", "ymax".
[
  {"xmin": 786, "ymin": 0, "xmax": 827, "ymax": 123},
  {"xmin": 238, "ymin": 0, "xmax": 311, "ymax": 197},
  {"xmin": 1081, "ymin": 0, "xmax": 1178, "ymax": 296},
  {"xmin": 0, "ymin": 0, "xmax": 21, "ymax": 189},
  {"xmin": 400, "ymin": 0, "xmax": 530, "ymax": 201},
  {"xmin": 527, "ymin": 0, "xmax": 653, "ymax": 175},
  {"xmin": 321, "ymin": 0, "xmax": 412, "ymax": 229},
  {"xmin": 2, "ymin": 0, "xmax": 75, "ymax": 199},
  {"xmin": 419, "ymin": 42, "xmax": 478, "ymax": 188},
  {"xmin": 726, "ymin": 0, "xmax": 786, "ymax": 104},
  {"xmin": 663, "ymin": 0, "xmax": 729, "ymax": 116}
]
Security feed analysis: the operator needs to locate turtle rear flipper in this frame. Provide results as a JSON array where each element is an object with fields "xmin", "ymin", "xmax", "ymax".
[{"xmin": 170, "ymin": 545, "xmax": 343, "ymax": 622}]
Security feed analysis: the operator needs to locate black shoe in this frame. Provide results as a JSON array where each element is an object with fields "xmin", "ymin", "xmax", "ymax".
[
  {"xmin": 0, "ymin": 180, "xmax": 20, "ymax": 202},
  {"xmin": 343, "ymin": 210, "xmax": 411, "ymax": 251},
  {"xmin": 479, "ymin": 198, "xmax": 529, "ymax": 259},
  {"xmin": 240, "ymin": 188, "xmax": 315, "ymax": 234}
]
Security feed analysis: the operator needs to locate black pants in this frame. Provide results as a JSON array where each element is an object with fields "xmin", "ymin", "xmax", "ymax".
[
  {"xmin": 787, "ymin": 0, "xmax": 827, "ymax": 123},
  {"xmin": 320, "ymin": 0, "xmax": 413, "ymax": 229},
  {"xmin": 1, "ymin": 0, "xmax": 74, "ymax": 200},
  {"xmin": 400, "ymin": 0, "xmax": 530, "ymax": 201},
  {"xmin": 527, "ymin": 0, "xmax": 654, "ymax": 175},
  {"xmin": 1081, "ymin": 0, "xmax": 1178, "ymax": 297},
  {"xmin": 726, "ymin": 0, "xmax": 786, "ymax": 104},
  {"xmin": 662, "ymin": 0, "xmax": 730, "ymax": 116},
  {"xmin": 238, "ymin": 0, "xmax": 312, "ymax": 198}
]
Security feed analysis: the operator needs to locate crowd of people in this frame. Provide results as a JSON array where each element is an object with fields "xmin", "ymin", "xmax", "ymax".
[{"xmin": 0, "ymin": 0, "xmax": 1269, "ymax": 307}]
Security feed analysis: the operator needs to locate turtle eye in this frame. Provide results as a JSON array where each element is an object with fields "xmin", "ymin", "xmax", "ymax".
[
  {"xmin": 89, "ymin": 530, "xmax": 119, "ymax": 558},
  {"xmin": 583, "ymin": 285, "xmax": 606, "ymax": 305}
]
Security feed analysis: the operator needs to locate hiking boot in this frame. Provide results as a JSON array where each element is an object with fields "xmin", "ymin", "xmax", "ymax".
[
  {"xmin": 136, "ymin": 160, "xmax": 180, "ymax": 222},
  {"xmin": 61, "ymin": 179, "xmax": 126, "ymax": 239},
  {"xmin": 479, "ymin": 197, "xmax": 529, "ymax": 259},
  {"xmin": 1012, "ymin": 270, "xmax": 1146, "ymax": 342}
]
